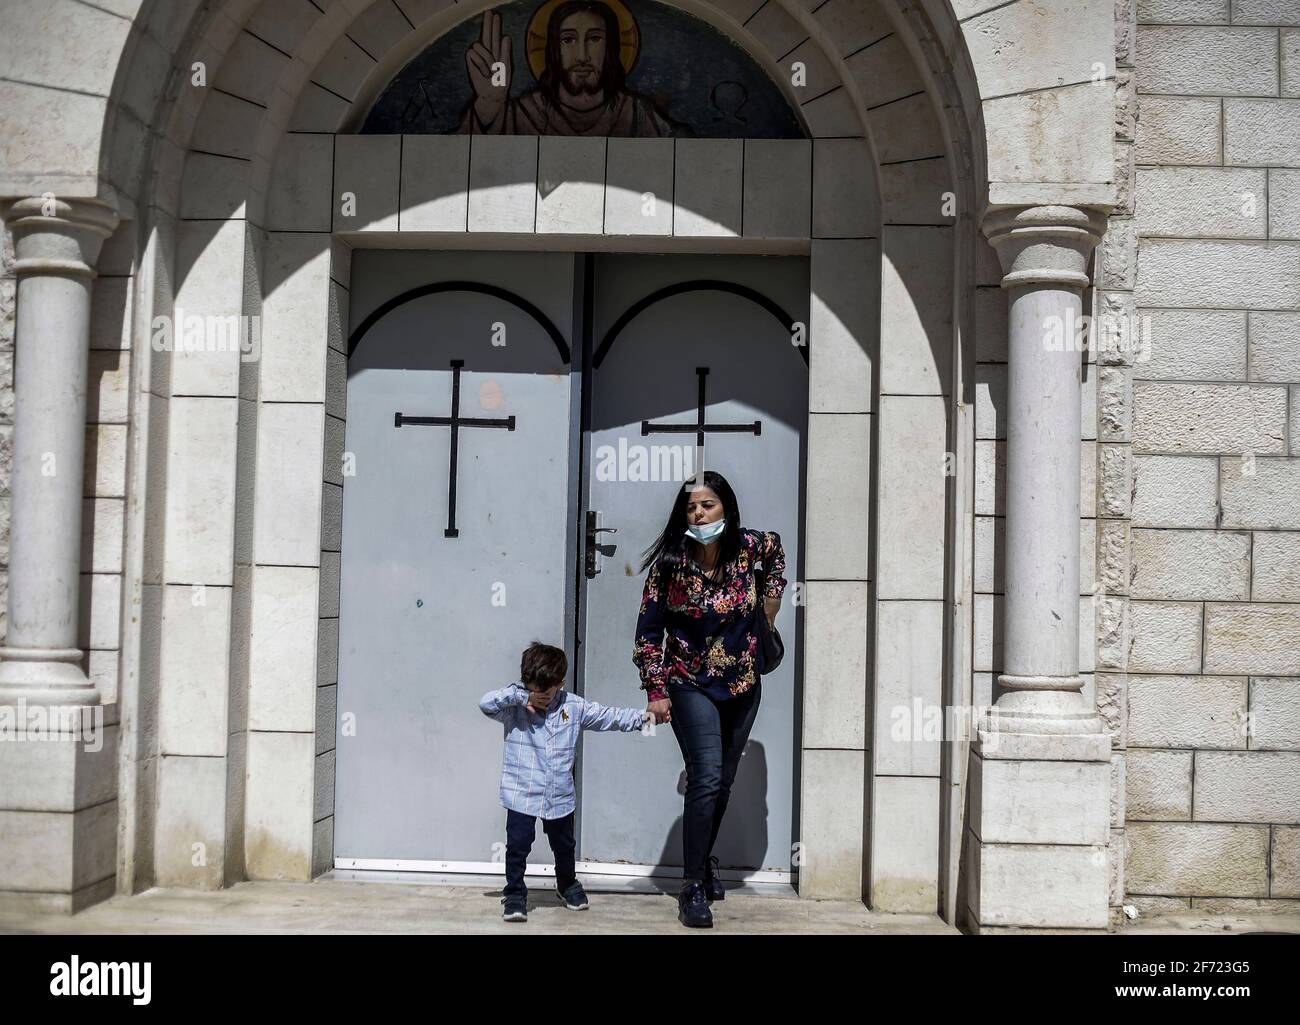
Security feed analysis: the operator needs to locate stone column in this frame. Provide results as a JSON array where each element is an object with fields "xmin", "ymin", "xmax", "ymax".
[
  {"xmin": 963, "ymin": 205, "xmax": 1113, "ymax": 933},
  {"xmin": 982, "ymin": 204, "xmax": 1108, "ymax": 736},
  {"xmin": 0, "ymin": 196, "xmax": 118, "ymax": 704}
]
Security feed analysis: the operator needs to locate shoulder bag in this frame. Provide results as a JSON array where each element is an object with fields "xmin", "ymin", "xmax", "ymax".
[{"xmin": 753, "ymin": 562, "xmax": 784, "ymax": 675}]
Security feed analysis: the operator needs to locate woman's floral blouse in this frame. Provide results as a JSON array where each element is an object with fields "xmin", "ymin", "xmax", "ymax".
[{"xmin": 633, "ymin": 527, "xmax": 787, "ymax": 703}]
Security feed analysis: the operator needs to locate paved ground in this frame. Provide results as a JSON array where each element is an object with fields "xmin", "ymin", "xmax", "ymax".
[
  {"xmin": 0, "ymin": 876, "xmax": 958, "ymax": 935},
  {"xmin": 1119, "ymin": 913, "xmax": 1300, "ymax": 935},
  {"xmin": 3, "ymin": 877, "xmax": 1297, "ymax": 934}
]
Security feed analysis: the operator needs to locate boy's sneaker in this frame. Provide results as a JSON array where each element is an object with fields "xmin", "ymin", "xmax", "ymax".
[
  {"xmin": 501, "ymin": 895, "xmax": 528, "ymax": 922},
  {"xmin": 557, "ymin": 881, "xmax": 589, "ymax": 910},
  {"xmin": 703, "ymin": 856, "xmax": 725, "ymax": 902},
  {"xmin": 677, "ymin": 880, "xmax": 714, "ymax": 928}
]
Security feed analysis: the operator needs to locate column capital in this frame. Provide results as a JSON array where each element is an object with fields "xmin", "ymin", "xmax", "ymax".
[
  {"xmin": 980, "ymin": 204, "xmax": 1108, "ymax": 290},
  {"xmin": 3, "ymin": 196, "xmax": 119, "ymax": 278}
]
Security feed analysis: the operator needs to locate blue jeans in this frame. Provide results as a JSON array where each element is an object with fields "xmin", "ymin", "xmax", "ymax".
[
  {"xmin": 503, "ymin": 809, "xmax": 576, "ymax": 900},
  {"xmin": 667, "ymin": 678, "xmax": 762, "ymax": 883}
]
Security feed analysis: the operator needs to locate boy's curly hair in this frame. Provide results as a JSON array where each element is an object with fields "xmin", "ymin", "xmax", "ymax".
[{"xmin": 520, "ymin": 641, "xmax": 567, "ymax": 689}]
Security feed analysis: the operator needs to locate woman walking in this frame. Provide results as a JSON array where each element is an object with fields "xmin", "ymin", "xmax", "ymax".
[{"xmin": 633, "ymin": 470, "xmax": 787, "ymax": 928}]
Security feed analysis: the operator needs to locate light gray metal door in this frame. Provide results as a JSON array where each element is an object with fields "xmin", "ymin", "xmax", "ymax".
[
  {"xmin": 577, "ymin": 254, "xmax": 809, "ymax": 877},
  {"xmin": 335, "ymin": 251, "xmax": 580, "ymax": 865}
]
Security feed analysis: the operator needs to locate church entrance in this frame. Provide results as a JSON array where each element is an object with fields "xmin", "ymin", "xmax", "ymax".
[{"xmin": 334, "ymin": 249, "xmax": 808, "ymax": 884}]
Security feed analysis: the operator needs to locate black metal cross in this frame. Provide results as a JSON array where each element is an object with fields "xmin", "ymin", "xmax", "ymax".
[
  {"xmin": 394, "ymin": 359, "xmax": 516, "ymax": 538},
  {"xmin": 641, "ymin": 366, "xmax": 761, "ymax": 461}
]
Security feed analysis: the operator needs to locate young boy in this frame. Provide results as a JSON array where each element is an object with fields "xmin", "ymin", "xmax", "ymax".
[{"xmin": 479, "ymin": 640, "xmax": 648, "ymax": 922}]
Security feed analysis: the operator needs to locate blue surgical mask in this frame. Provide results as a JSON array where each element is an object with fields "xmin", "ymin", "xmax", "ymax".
[{"xmin": 686, "ymin": 518, "xmax": 726, "ymax": 545}]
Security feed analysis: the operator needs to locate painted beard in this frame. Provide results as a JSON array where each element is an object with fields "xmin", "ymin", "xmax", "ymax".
[{"xmin": 562, "ymin": 64, "xmax": 603, "ymax": 96}]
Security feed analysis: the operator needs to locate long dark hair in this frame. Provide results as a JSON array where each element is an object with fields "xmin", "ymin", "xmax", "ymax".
[
  {"xmin": 539, "ymin": 0, "xmax": 626, "ymax": 109},
  {"xmin": 638, "ymin": 470, "xmax": 744, "ymax": 579}
]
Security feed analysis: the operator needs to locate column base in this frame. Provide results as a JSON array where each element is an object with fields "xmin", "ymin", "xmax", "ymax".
[
  {"xmin": 984, "ymin": 675, "xmax": 1107, "ymax": 735},
  {"xmin": 962, "ymin": 728, "xmax": 1113, "ymax": 931},
  {"xmin": 0, "ymin": 646, "xmax": 99, "ymax": 705},
  {"xmin": 0, "ymin": 704, "xmax": 118, "ymax": 916},
  {"xmin": 0, "ymin": 877, "xmax": 117, "ymax": 916}
]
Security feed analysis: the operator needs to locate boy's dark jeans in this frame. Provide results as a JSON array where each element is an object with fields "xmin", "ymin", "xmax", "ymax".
[
  {"xmin": 503, "ymin": 809, "xmax": 576, "ymax": 900},
  {"xmin": 667, "ymin": 678, "xmax": 763, "ymax": 883}
]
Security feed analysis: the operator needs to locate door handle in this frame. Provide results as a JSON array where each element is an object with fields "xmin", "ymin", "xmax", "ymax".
[{"xmin": 585, "ymin": 510, "xmax": 618, "ymax": 578}]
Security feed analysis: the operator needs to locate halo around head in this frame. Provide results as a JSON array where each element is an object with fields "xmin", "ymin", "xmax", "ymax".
[{"xmin": 525, "ymin": 0, "xmax": 641, "ymax": 81}]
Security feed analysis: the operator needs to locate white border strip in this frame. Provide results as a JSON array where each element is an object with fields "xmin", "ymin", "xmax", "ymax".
[{"xmin": 335, "ymin": 858, "xmax": 794, "ymax": 884}]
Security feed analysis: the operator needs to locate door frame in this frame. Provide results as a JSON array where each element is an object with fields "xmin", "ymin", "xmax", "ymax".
[
  {"xmin": 332, "ymin": 237, "xmax": 812, "ymax": 886},
  {"xmin": 570, "ymin": 251, "xmax": 809, "ymax": 883},
  {"xmin": 298, "ymin": 121, "xmax": 969, "ymax": 907}
]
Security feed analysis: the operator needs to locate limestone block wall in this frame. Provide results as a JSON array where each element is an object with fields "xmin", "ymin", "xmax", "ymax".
[
  {"xmin": 83, "ymin": 223, "xmax": 136, "ymax": 705},
  {"xmin": 315, "ymin": 236, "xmax": 351, "ymax": 880},
  {"xmin": 1121, "ymin": 0, "xmax": 1300, "ymax": 915},
  {"xmin": 1096, "ymin": 0, "xmax": 1140, "ymax": 928},
  {"xmin": 149, "ymin": 207, "xmax": 248, "ymax": 891}
]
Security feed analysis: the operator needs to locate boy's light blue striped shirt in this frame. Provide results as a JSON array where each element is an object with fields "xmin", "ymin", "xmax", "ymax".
[{"xmin": 479, "ymin": 682, "xmax": 647, "ymax": 819}]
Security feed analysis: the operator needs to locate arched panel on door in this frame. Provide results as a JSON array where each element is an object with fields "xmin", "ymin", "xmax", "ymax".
[
  {"xmin": 578, "ymin": 254, "xmax": 808, "ymax": 878},
  {"xmin": 348, "ymin": 281, "xmax": 571, "ymax": 364},
  {"xmin": 593, "ymin": 280, "xmax": 806, "ymax": 369},
  {"xmin": 336, "ymin": 253, "xmax": 579, "ymax": 867}
]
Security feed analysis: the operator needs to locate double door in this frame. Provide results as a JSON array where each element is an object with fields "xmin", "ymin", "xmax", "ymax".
[{"xmin": 335, "ymin": 249, "xmax": 808, "ymax": 879}]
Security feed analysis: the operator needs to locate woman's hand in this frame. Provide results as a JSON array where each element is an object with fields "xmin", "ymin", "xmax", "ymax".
[
  {"xmin": 764, "ymin": 595, "xmax": 781, "ymax": 630},
  {"xmin": 647, "ymin": 698, "xmax": 672, "ymax": 724}
]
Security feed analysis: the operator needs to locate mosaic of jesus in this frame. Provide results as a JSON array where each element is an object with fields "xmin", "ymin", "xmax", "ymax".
[
  {"xmin": 360, "ymin": 0, "xmax": 805, "ymax": 139},
  {"xmin": 461, "ymin": 1, "xmax": 676, "ymax": 136}
]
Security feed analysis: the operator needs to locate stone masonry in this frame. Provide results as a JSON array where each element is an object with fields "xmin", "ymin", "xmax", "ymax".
[{"xmin": 1122, "ymin": 0, "xmax": 1300, "ymax": 915}]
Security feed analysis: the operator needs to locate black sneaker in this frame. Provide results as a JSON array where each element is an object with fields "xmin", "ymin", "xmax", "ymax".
[
  {"xmin": 677, "ymin": 880, "xmax": 714, "ymax": 928},
  {"xmin": 703, "ymin": 856, "xmax": 725, "ymax": 902},
  {"xmin": 501, "ymin": 894, "xmax": 528, "ymax": 922},
  {"xmin": 557, "ymin": 881, "xmax": 589, "ymax": 910}
]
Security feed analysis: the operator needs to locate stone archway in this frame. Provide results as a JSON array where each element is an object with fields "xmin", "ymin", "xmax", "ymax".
[
  {"xmin": 0, "ymin": 0, "xmax": 1122, "ymax": 931},
  {"xmin": 232, "ymin": 0, "xmax": 970, "ymax": 910}
]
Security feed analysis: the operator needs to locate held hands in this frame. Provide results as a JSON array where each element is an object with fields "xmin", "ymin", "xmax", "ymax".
[{"xmin": 646, "ymin": 698, "xmax": 672, "ymax": 725}]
